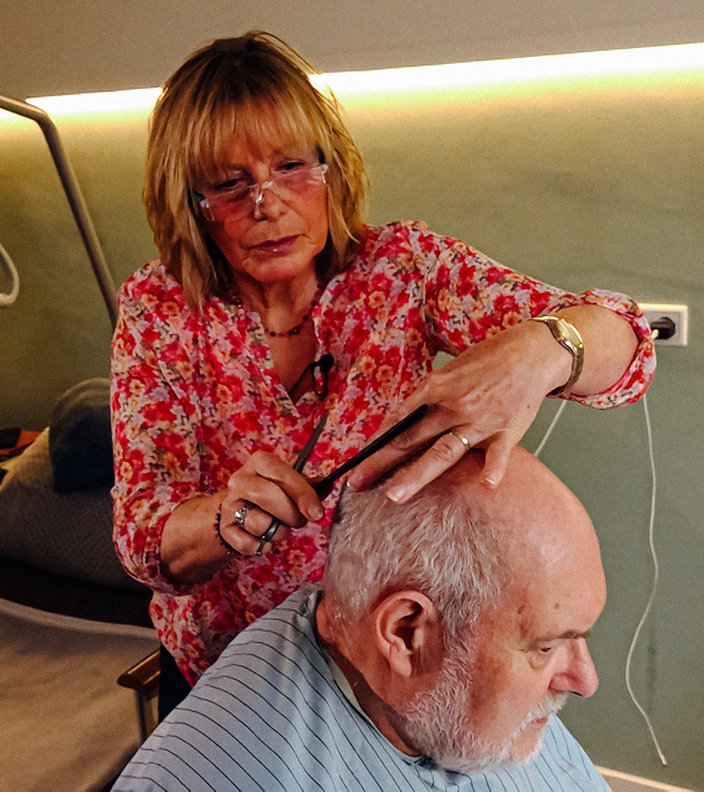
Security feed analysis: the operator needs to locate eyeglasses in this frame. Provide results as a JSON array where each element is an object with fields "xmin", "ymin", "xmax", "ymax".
[{"xmin": 194, "ymin": 161, "xmax": 328, "ymax": 222}]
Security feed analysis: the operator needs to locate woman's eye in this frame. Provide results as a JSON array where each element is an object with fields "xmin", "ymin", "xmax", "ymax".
[
  {"xmin": 278, "ymin": 160, "xmax": 306, "ymax": 173},
  {"xmin": 215, "ymin": 176, "xmax": 249, "ymax": 194}
]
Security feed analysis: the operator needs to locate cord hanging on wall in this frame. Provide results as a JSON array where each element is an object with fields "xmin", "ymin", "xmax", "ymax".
[
  {"xmin": 532, "ymin": 399, "xmax": 567, "ymax": 458},
  {"xmin": 0, "ymin": 241, "xmax": 19, "ymax": 307},
  {"xmin": 625, "ymin": 393, "xmax": 668, "ymax": 766},
  {"xmin": 533, "ymin": 394, "xmax": 668, "ymax": 766}
]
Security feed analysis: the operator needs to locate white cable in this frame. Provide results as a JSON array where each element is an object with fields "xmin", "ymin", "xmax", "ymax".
[
  {"xmin": 624, "ymin": 393, "xmax": 668, "ymax": 766},
  {"xmin": 0, "ymin": 241, "xmax": 20, "ymax": 307},
  {"xmin": 533, "ymin": 392, "xmax": 667, "ymax": 765},
  {"xmin": 533, "ymin": 398, "xmax": 567, "ymax": 458}
]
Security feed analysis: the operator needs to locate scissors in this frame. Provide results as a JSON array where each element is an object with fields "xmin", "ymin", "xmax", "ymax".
[{"xmin": 256, "ymin": 403, "xmax": 429, "ymax": 554}]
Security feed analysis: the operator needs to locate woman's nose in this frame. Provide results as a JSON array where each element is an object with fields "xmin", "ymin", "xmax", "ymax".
[
  {"xmin": 550, "ymin": 639, "xmax": 600, "ymax": 698},
  {"xmin": 251, "ymin": 181, "xmax": 284, "ymax": 219}
]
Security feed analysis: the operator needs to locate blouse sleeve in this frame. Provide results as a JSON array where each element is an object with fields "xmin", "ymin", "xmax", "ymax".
[
  {"xmin": 110, "ymin": 273, "xmax": 207, "ymax": 596},
  {"xmin": 412, "ymin": 222, "xmax": 655, "ymax": 408}
]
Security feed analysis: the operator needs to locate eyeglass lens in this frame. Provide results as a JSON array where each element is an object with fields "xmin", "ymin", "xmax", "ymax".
[{"xmin": 197, "ymin": 163, "xmax": 327, "ymax": 222}]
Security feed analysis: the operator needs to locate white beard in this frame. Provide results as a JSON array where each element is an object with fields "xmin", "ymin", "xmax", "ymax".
[{"xmin": 394, "ymin": 641, "xmax": 569, "ymax": 773}]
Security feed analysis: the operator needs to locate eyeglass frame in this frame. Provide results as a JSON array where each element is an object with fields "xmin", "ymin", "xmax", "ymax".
[{"xmin": 192, "ymin": 161, "xmax": 329, "ymax": 222}]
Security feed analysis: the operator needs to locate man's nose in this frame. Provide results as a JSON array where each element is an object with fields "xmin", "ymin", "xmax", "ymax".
[{"xmin": 550, "ymin": 639, "xmax": 600, "ymax": 698}]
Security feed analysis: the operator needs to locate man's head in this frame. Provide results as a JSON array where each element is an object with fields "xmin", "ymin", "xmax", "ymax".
[{"xmin": 317, "ymin": 446, "xmax": 606, "ymax": 772}]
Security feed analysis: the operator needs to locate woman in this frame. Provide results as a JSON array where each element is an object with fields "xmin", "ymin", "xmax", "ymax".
[{"xmin": 111, "ymin": 31, "xmax": 655, "ymax": 707}]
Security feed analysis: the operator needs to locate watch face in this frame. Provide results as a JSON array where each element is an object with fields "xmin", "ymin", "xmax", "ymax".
[
  {"xmin": 557, "ymin": 319, "xmax": 584, "ymax": 351},
  {"xmin": 537, "ymin": 316, "xmax": 583, "ymax": 351},
  {"xmin": 533, "ymin": 316, "xmax": 584, "ymax": 396},
  {"xmin": 532, "ymin": 315, "xmax": 584, "ymax": 395}
]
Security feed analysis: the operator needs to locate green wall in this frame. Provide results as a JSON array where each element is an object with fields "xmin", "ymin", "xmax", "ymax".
[
  {"xmin": 0, "ymin": 111, "xmax": 153, "ymax": 427},
  {"xmin": 1, "ymin": 69, "xmax": 702, "ymax": 788}
]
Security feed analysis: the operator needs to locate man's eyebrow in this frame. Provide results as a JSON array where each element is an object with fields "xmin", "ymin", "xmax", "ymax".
[{"xmin": 536, "ymin": 629, "xmax": 592, "ymax": 642}]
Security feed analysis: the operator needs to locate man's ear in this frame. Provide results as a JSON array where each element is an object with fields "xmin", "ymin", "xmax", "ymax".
[{"xmin": 372, "ymin": 591, "xmax": 442, "ymax": 678}]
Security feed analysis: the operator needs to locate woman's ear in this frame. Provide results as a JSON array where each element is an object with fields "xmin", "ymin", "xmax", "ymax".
[{"xmin": 372, "ymin": 590, "xmax": 442, "ymax": 678}]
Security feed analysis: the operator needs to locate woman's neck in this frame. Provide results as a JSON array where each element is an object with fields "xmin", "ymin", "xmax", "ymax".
[
  {"xmin": 269, "ymin": 325, "xmax": 319, "ymax": 398},
  {"xmin": 235, "ymin": 272, "xmax": 321, "ymax": 337},
  {"xmin": 230, "ymin": 269, "xmax": 325, "ymax": 398}
]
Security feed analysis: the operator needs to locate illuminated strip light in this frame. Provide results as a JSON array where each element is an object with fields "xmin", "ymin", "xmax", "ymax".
[
  {"xmin": 7, "ymin": 41, "xmax": 704, "ymax": 116},
  {"xmin": 317, "ymin": 42, "xmax": 704, "ymax": 95},
  {"xmin": 25, "ymin": 86, "xmax": 162, "ymax": 116}
]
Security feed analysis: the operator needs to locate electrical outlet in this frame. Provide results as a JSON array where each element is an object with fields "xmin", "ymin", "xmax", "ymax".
[{"xmin": 640, "ymin": 302, "xmax": 688, "ymax": 346}]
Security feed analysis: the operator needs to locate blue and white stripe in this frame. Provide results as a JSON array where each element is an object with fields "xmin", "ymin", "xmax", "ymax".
[{"xmin": 114, "ymin": 588, "xmax": 610, "ymax": 791}]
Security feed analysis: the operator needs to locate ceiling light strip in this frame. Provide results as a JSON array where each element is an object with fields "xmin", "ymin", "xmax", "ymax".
[{"xmin": 3, "ymin": 42, "xmax": 702, "ymax": 117}]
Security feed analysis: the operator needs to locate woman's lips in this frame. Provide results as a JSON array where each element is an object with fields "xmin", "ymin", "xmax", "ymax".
[{"xmin": 252, "ymin": 235, "xmax": 298, "ymax": 255}]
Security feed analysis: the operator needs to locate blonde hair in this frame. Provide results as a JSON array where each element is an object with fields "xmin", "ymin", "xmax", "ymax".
[{"xmin": 143, "ymin": 31, "xmax": 368, "ymax": 306}]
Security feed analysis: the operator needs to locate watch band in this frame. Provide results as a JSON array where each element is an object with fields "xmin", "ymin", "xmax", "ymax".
[{"xmin": 531, "ymin": 315, "xmax": 584, "ymax": 395}]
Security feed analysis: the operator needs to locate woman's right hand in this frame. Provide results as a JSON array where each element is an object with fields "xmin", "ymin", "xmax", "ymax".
[
  {"xmin": 160, "ymin": 451, "xmax": 324, "ymax": 583},
  {"xmin": 220, "ymin": 450, "xmax": 325, "ymax": 553}
]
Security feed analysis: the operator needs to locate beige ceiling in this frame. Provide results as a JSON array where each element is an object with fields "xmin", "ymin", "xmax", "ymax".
[{"xmin": 2, "ymin": 0, "xmax": 703, "ymax": 99}]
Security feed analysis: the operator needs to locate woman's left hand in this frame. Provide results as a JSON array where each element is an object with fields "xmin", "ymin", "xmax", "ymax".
[
  {"xmin": 347, "ymin": 306, "xmax": 636, "ymax": 500},
  {"xmin": 347, "ymin": 321, "xmax": 556, "ymax": 500}
]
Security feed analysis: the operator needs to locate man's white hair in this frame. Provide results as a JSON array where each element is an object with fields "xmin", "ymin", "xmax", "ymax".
[{"xmin": 322, "ymin": 473, "xmax": 508, "ymax": 641}]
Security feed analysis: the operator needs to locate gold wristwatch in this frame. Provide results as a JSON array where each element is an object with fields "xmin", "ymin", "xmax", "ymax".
[{"xmin": 531, "ymin": 315, "xmax": 584, "ymax": 395}]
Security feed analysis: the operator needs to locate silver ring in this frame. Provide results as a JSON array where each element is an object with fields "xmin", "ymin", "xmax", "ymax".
[
  {"xmin": 449, "ymin": 429, "xmax": 471, "ymax": 451},
  {"xmin": 233, "ymin": 502, "xmax": 250, "ymax": 531}
]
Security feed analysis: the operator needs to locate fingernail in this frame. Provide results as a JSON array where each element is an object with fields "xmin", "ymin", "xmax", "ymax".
[
  {"xmin": 383, "ymin": 484, "xmax": 407, "ymax": 503},
  {"xmin": 310, "ymin": 504, "xmax": 324, "ymax": 521}
]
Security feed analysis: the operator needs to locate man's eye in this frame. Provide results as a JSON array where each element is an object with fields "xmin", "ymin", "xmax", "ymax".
[{"xmin": 538, "ymin": 645, "xmax": 555, "ymax": 654}]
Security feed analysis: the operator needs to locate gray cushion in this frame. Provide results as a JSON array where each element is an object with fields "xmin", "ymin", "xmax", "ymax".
[
  {"xmin": 49, "ymin": 378, "xmax": 114, "ymax": 493},
  {"xmin": 0, "ymin": 429, "xmax": 141, "ymax": 590}
]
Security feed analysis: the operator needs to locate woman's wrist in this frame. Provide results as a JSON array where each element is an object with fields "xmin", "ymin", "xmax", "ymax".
[{"xmin": 531, "ymin": 315, "xmax": 584, "ymax": 395}]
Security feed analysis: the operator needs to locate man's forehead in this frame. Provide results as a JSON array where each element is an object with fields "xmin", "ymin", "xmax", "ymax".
[{"xmin": 500, "ymin": 570, "xmax": 606, "ymax": 645}]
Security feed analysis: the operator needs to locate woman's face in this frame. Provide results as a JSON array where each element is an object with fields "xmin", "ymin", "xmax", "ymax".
[{"xmin": 195, "ymin": 132, "xmax": 329, "ymax": 288}]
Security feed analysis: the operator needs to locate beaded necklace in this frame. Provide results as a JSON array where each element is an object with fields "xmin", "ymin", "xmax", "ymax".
[
  {"xmin": 230, "ymin": 282, "xmax": 323, "ymax": 338},
  {"xmin": 262, "ymin": 294, "xmax": 318, "ymax": 337}
]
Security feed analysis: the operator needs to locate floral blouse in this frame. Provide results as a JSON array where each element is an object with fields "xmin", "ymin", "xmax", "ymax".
[{"xmin": 111, "ymin": 220, "xmax": 655, "ymax": 682}]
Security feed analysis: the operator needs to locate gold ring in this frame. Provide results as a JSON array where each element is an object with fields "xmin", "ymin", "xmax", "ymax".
[{"xmin": 449, "ymin": 429, "xmax": 471, "ymax": 451}]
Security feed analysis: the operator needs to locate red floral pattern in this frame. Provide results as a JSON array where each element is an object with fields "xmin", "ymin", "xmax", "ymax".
[{"xmin": 111, "ymin": 221, "xmax": 655, "ymax": 682}]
